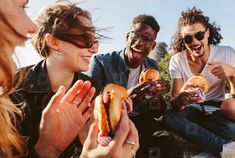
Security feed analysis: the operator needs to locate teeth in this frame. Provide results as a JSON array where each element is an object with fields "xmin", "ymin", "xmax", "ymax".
[
  {"xmin": 82, "ymin": 57, "xmax": 91, "ymax": 60},
  {"xmin": 132, "ymin": 47, "xmax": 142, "ymax": 52}
]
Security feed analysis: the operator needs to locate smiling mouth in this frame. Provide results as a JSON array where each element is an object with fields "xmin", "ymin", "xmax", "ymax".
[
  {"xmin": 81, "ymin": 56, "xmax": 91, "ymax": 62},
  {"xmin": 131, "ymin": 47, "xmax": 143, "ymax": 58}
]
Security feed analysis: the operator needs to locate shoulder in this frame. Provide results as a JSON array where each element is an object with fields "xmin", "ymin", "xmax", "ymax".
[
  {"xmin": 170, "ymin": 52, "xmax": 185, "ymax": 64},
  {"xmin": 94, "ymin": 51, "xmax": 122, "ymax": 61},
  {"xmin": 212, "ymin": 45, "xmax": 235, "ymax": 53},
  {"xmin": 14, "ymin": 64, "xmax": 35, "ymax": 87},
  {"xmin": 145, "ymin": 57, "xmax": 158, "ymax": 68},
  {"xmin": 13, "ymin": 60, "xmax": 48, "ymax": 93}
]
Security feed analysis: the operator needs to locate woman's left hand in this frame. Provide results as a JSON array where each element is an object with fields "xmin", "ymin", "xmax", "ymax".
[{"xmin": 35, "ymin": 80, "xmax": 95, "ymax": 157}]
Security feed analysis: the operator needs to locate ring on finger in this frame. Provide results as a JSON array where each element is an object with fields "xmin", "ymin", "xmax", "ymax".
[
  {"xmin": 131, "ymin": 149, "xmax": 136, "ymax": 158},
  {"xmin": 72, "ymin": 100, "xmax": 80, "ymax": 105},
  {"xmin": 125, "ymin": 140, "xmax": 136, "ymax": 146}
]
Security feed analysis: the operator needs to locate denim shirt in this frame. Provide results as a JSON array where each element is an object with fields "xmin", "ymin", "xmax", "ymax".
[
  {"xmin": 87, "ymin": 50, "xmax": 159, "ymax": 93},
  {"xmin": 10, "ymin": 60, "xmax": 97, "ymax": 158},
  {"xmin": 87, "ymin": 50, "xmax": 163, "ymax": 117}
]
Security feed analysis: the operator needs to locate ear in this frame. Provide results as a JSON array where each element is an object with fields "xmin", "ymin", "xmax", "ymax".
[
  {"xmin": 126, "ymin": 32, "xmax": 130, "ymax": 42},
  {"xmin": 151, "ymin": 41, "xmax": 156, "ymax": 50},
  {"xmin": 44, "ymin": 33, "xmax": 59, "ymax": 51},
  {"xmin": 206, "ymin": 28, "xmax": 210, "ymax": 39}
]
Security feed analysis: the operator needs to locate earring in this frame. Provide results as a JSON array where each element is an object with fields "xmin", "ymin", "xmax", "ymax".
[
  {"xmin": 0, "ymin": 86, "xmax": 5, "ymax": 96},
  {"xmin": 53, "ymin": 49, "xmax": 59, "ymax": 58}
]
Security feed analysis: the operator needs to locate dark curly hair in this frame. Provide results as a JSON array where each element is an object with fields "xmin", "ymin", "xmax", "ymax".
[
  {"xmin": 132, "ymin": 14, "xmax": 160, "ymax": 34},
  {"xmin": 32, "ymin": 3, "xmax": 99, "ymax": 57},
  {"xmin": 172, "ymin": 7, "xmax": 223, "ymax": 53}
]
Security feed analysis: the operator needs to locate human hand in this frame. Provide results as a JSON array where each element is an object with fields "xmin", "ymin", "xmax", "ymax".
[
  {"xmin": 81, "ymin": 110, "xmax": 139, "ymax": 158},
  {"xmin": 128, "ymin": 81, "xmax": 151, "ymax": 99},
  {"xmin": 207, "ymin": 62, "xmax": 235, "ymax": 80},
  {"xmin": 123, "ymin": 97, "xmax": 133, "ymax": 112},
  {"xmin": 128, "ymin": 79, "xmax": 165, "ymax": 99},
  {"xmin": 148, "ymin": 79, "xmax": 166, "ymax": 98},
  {"xmin": 35, "ymin": 80, "xmax": 95, "ymax": 158},
  {"xmin": 178, "ymin": 82, "xmax": 203, "ymax": 106}
]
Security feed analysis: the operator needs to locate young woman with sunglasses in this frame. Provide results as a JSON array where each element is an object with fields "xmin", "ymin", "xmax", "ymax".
[
  {"xmin": 5, "ymin": 2, "xmax": 138, "ymax": 158},
  {"xmin": 162, "ymin": 7, "xmax": 235, "ymax": 155}
]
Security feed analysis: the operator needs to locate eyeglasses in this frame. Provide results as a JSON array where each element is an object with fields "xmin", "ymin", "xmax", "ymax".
[
  {"xmin": 182, "ymin": 29, "xmax": 207, "ymax": 44},
  {"xmin": 130, "ymin": 31, "xmax": 154, "ymax": 44}
]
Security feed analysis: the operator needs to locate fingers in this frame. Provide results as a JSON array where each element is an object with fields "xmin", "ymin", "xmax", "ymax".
[
  {"xmin": 181, "ymin": 82, "xmax": 195, "ymax": 92},
  {"xmin": 83, "ymin": 101, "xmax": 95, "ymax": 122},
  {"xmin": 43, "ymin": 86, "xmax": 66, "ymax": 115},
  {"xmin": 77, "ymin": 86, "xmax": 96, "ymax": 113},
  {"xmin": 123, "ymin": 120, "xmax": 139, "ymax": 151},
  {"xmin": 83, "ymin": 120, "xmax": 99, "ymax": 149},
  {"xmin": 62, "ymin": 80, "xmax": 84, "ymax": 103},
  {"xmin": 123, "ymin": 98, "xmax": 133, "ymax": 112},
  {"xmin": 132, "ymin": 81, "xmax": 151, "ymax": 94},
  {"xmin": 111, "ymin": 110, "xmax": 130, "ymax": 147}
]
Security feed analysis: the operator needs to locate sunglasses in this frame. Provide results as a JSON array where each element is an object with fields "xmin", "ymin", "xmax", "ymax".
[
  {"xmin": 70, "ymin": 40, "xmax": 99, "ymax": 49},
  {"xmin": 182, "ymin": 29, "xmax": 207, "ymax": 44}
]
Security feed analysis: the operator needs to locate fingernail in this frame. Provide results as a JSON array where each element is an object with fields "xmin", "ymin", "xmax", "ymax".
[{"xmin": 58, "ymin": 86, "xmax": 64, "ymax": 92}]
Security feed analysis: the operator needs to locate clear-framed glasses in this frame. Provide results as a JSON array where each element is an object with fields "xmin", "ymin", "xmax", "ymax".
[{"xmin": 130, "ymin": 31, "xmax": 154, "ymax": 44}]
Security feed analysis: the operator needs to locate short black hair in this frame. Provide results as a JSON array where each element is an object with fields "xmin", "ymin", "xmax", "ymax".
[{"xmin": 132, "ymin": 14, "xmax": 160, "ymax": 33}]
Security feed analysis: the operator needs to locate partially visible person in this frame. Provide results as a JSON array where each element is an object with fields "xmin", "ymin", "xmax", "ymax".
[
  {"xmin": 0, "ymin": 0, "xmax": 139, "ymax": 158},
  {"xmin": 88, "ymin": 14, "xmax": 177, "ymax": 158},
  {"xmin": 163, "ymin": 6, "xmax": 235, "ymax": 155},
  {"xmin": 10, "ymin": 3, "xmax": 100, "ymax": 157}
]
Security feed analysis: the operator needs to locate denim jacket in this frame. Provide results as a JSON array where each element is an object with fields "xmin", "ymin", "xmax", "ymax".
[
  {"xmin": 87, "ymin": 50, "xmax": 159, "ymax": 92},
  {"xmin": 10, "ymin": 60, "xmax": 97, "ymax": 158},
  {"xmin": 87, "ymin": 50, "xmax": 163, "ymax": 117}
]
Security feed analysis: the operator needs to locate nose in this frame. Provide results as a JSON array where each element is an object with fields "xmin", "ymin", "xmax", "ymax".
[
  {"xmin": 89, "ymin": 41, "xmax": 99, "ymax": 54},
  {"xmin": 134, "ymin": 38, "xmax": 144, "ymax": 45}
]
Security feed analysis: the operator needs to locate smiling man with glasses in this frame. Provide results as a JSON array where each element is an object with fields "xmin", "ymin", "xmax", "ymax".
[
  {"xmin": 88, "ymin": 14, "xmax": 177, "ymax": 158},
  {"xmin": 163, "ymin": 7, "xmax": 235, "ymax": 156}
]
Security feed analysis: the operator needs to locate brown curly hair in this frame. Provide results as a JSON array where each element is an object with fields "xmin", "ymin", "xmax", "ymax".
[
  {"xmin": 32, "ymin": 4, "xmax": 99, "ymax": 57},
  {"xmin": 172, "ymin": 6, "xmax": 223, "ymax": 53}
]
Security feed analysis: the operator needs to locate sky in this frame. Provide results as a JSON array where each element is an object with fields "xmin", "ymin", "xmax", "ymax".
[{"xmin": 15, "ymin": 0, "xmax": 235, "ymax": 67}]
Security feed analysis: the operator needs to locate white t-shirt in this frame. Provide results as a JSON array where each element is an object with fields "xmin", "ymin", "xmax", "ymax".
[
  {"xmin": 127, "ymin": 65, "xmax": 141, "ymax": 89},
  {"xmin": 169, "ymin": 45, "xmax": 235, "ymax": 101}
]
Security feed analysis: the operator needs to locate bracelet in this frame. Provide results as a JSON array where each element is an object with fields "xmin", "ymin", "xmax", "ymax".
[{"xmin": 225, "ymin": 93, "xmax": 235, "ymax": 99}]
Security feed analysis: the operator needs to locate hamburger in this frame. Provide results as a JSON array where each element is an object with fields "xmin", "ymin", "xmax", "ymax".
[
  {"xmin": 94, "ymin": 84, "xmax": 128, "ymax": 146},
  {"xmin": 139, "ymin": 68, "xmax": 160, "ymax": 84},
  {"xmin": 187, "ymin": 75, "xmax": 210, "ymax": 103},
  {"xmin": 137, "ymin": 68, "xmax": 160, "ymax": 99}
]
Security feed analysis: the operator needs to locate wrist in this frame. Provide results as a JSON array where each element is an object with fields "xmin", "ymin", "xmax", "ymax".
[
  {"xmin": 171, "ymin": 97, "xmax": 185, "ymax": 110},
  {"xmin": 35, "ymin": 140, "xmax": 61, "ymax": 158}
]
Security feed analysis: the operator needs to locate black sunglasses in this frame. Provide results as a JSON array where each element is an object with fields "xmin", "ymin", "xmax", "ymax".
[
  {"xmin": 182, "ymin": 29, "xmax": 207, "ymax": 44},
  {"xmin": 70, "ymin": 40, "xmax": 99, "ymax": 49}
]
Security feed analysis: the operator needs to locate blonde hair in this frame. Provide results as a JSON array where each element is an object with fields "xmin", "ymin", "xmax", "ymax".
[{"xmin": 0, "ymin": 8, "xmax": 26, "ymax": 158}]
